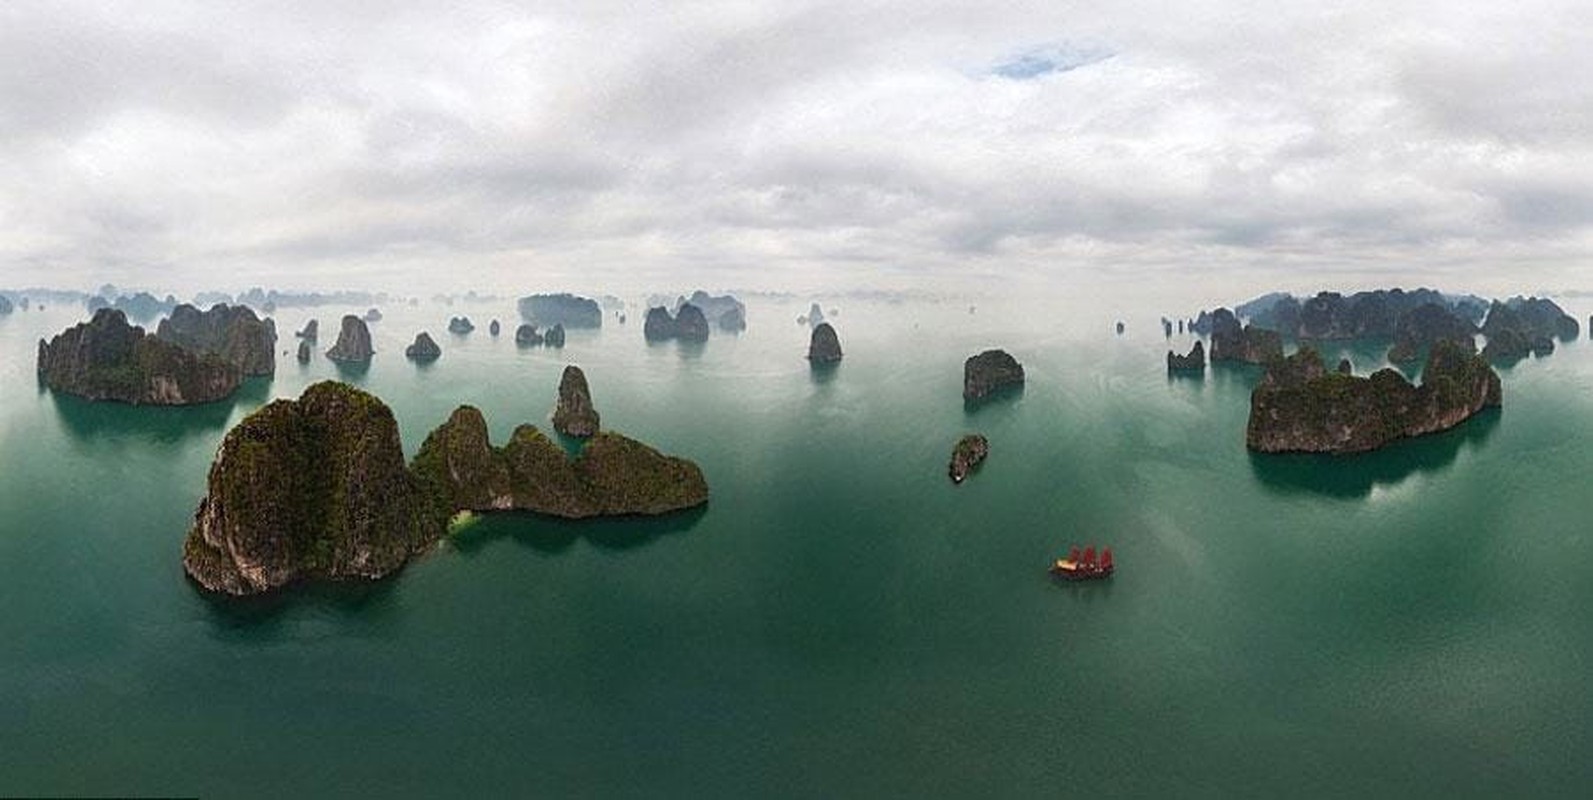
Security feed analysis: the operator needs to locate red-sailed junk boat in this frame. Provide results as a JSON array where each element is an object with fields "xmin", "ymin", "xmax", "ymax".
[{"xmin": 1049, "ymin": 545, "xmax": 1114, "ymax": 581}]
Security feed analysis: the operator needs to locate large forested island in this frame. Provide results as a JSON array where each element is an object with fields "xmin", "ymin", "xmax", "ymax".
[
  {"xmin": 183, "ymin": 380, "xmax": 708, "ymax": 596},
  {"xmin": 1246, "ymin": 339, "xmax": 1501, "ymax": 454},
  {"xmin": 37, "ymin": 308, "xmax": 242, "ymax": 405}
]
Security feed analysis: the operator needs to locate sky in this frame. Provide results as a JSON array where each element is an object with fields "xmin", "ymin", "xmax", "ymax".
[{"xmin": 2, "ymin": 0, "xmax": 1591, "ymax": 296}]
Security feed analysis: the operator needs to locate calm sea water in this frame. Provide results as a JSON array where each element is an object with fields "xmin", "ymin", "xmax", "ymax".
[{"xmin": 2, "ymin": 291, "xmax": 1592, "ymax": 797}]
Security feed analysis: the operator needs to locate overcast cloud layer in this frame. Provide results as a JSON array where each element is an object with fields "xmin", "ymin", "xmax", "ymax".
[{"xmin": 2, "ymin": 0, "xmax": 1591, "ymax": 293}]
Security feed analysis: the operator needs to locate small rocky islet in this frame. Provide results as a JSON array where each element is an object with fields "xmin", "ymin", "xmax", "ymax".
[
  {"xmin": 963, "ymin": 349, "xmax": 1024, "ymax": 403},
  {"xmin": 513, "ymin": 322, "xmax": 565, "ymax": 348},
  {"xmin": 184, "ymin": 377, "xmax": 708, "ymax": 596},
  {"xmin": 1167, "ymin": 340, "xmax": 1206, "ymax": 372},
  {"xmin": 406, "ymin": 332, "xmax": 442, "ymax": 361},
  {"xmin": 644, "ymin": 303, "xmax": 711, "ymax": 342},
  {"xmin": 326, "ymin": 315, "xmax": 375, "ymax": 362},
  {"xmin": 551, "ymin": 365, "xmax": 600, "ymax": 437},
  {"xmin": 948, "ymin": 434, "xmax": 989, "ymax": 484},
  {"xmin": 807, "ymin": 323, "xmax": 842, "ymax": 363}
]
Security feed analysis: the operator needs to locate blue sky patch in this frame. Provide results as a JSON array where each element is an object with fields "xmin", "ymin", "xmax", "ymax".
[{"xmin": 992, "ymin": 43, "xmax": 1115, "ymax": 80}]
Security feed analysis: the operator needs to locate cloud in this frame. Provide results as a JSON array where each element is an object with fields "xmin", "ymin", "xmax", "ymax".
[{"xmin": 1, "ymin": 0, "xmax": 1591, "ymax": 292}]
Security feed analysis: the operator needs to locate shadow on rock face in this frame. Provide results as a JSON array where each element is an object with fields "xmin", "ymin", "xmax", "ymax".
[{"xmin": 1247, "ymin": 408, "xmax": 1501, "ymax": 500}]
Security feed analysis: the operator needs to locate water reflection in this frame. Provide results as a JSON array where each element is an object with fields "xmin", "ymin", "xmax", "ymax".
[
  {"xmin": 809, "ymin": 360, "xmax": 840, "ymax": 385},
  {"xmin": 331, "ymin": 358, "xmax": 371, "ymax": 381},
  {"xmin": 1247, "ymin": 408, "xmax": 1501, "ymax": 499},
  {"xmin": 191, "ymin": 572, "xmax": 403, "ymax": 636},
  {"xmin": 963, "ymin": 383, "xmax": 1024, "ymax": 414},
  {"xmin": 49, "ymin": 377, "xmax": 271, "ymax": 444},
  {"xmin": 450, "ymin": 504, "xmax": 708, "ymax": 556}
]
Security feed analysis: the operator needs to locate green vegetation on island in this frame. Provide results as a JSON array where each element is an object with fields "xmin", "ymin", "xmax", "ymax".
[
  {"xmin": 948, "ymin": 434, "xmax": 989, "ymax": 484},
  {"xmin": 1246, "ymin": 339, "xmax": 1501, "ymax": 454},
  {"xmin": 185, "ymin": 377, "xmax": 708, "ymax": 596},
  {"xmin": 155, "ymin": 303, "xmax": 277, "ymax": 377},
  {"xmin": 38, "ymin": 308, "xmax": 241, "ymax": 405},
  {"xmin": 963, "ymin": 349, "xmax": 1024, "ymax": 402}
]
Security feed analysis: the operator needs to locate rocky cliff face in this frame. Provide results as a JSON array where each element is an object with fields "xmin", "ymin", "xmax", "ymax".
[
  {"xmin": 1167, "ymin": 340, "xmax": 1206, "ymax": 371},
  {"xmin": 1246, "ymin": 340, "xmax": 1501, "ymax": 454},
  {"xmin": 552, "ymin": 365, "xmax": 600, "ymax": 437},
  {"xmin": 808, "ymin": 323, "xmax": 842, "ymax": 363},
  {"xmin": 182, "ymin": 381, "xmax": 440, "ymax": 595},
  {"xmin": 447, "ymin": 316, "xmax": 475, "ymax": 334},
  {"xmin": 1208, "ymin": 308, "xmax": 1282, "ymax": 363},
  {"xmin": 963, "ymin": 349, "xmax": 1024, "ymax": 402},
  {"xmin": 296, "ymin": 340, "xmax": 311, "ymax": 363},
  {"xmin": 38, "ymin": 308, "xmax": 241, "ymax": 405},
  {"xmin": 515, "ymin": 324, "xmax": 544, "ymax": 346},
  {"xmin": 1388, "ymin": 303, "xmax": 1477, "ymax": 362},
  {"xmin": 406, "ymin": 332, "xmax": 441, "ymax": 360},
  {"xmin": 155, "ymin": 303, "xmax": 276, "ymax": 376},
  {"xmin": 544, "ymin": 323, "xmax": 566, "ymax": 347},
  {"xmin": 489, "ymin": 319, "xmax": 501, "ymax": 337},
  {"xmin": 295, "ymin": 319, "xmax": 318, "ymax": 342},
  {"xmin": 326, "ymin": 315, "xmax": 374, "ymax": 362},
  {"xmin": 948, "ymin": 434, "xmax": 989, "ymax": 484}
]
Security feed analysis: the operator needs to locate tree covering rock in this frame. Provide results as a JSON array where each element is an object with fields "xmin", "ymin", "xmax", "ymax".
[
  {"xmin": 1238, "ymin": 288, "xmax": 1489, "ymax": 339},
  {"xmin": 544, "ymin": 323, "xmax": 566, "ymax": 347},
  {"xmin": 406, "ymin": 332, "xmax": 441, "ymax": 361},
  {"xmin": 1388, "ymin": 303, "xmax": 1477, "ymax": 362},
  {"xmin": 551, "ymin": 365, "xmax": 600, "ymax": 437},
  {"xmin": 948, "ymin": 434, "xmax": 989, "ymax": 484},
  {"xmin": 38, "ymin": 308, "xmax": 241, "ymax": 405},
  {"xmin": 1481, "ymin": 297, "xmax": 1578, "ymax": 362},
  {"xmin": 1246, "ymin": 339, "xmax": 1501, "ymax": 454},
  {"xmin": 808, "ymin": 322, "xmax": 842, "ymax": 363},
  {"xmin": 296, "ymin": 319, "xmax": 318, "ymax": 341},
  {"xmin": 155, "ymin": 303, "xmax": 277, "ymax": 376},
  {"xmin": 518, "ymin": 293, "xmax": 602, "ymax": 328},
  {"xmin": 515, "ymin": 323, "xmax": 544, "ymax": 346},
  {"xmin": 448, "ymin": 316, "xmax": 475, "ymax": 334},
  {"xmin": 489, "ymin": 319, "xmax": 501, "ymax": 337},
  {"xmin": 364, "ymin": 308, "xmax": 383, "ymax": 322},
  {"xmin": 326, "ymin": 315, "xmax": 375, "ymax": 362},
  {"xmin": 963, "ymin": 349, "xmax": 1024, "ymax": 402},
  {"xmin": 412, "ymin": 409, "xmax": 708, "ymax": 521},
  {"xmin": 182, "ymin": 381, "xmax": 439, "ymax": 595},
  {"xmin": 1167, "ymin": 341, "xmax": 1206, "ymax": 371},
  {"xmin": 297, "ymin": 340, "xmax": 312, "ymax": 363}
]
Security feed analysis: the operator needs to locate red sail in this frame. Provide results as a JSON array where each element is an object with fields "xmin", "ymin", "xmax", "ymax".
[
  {"xmin": 1082, "ymin": 546, "xmax": 1097, "ymax": 566},
  {"xmin": 1101, "ymin": 548, "xmax": 1113, "ymax": 568},
  {"xmin": 1068, "ymin": 546, "xmax": 1081, "ymax": 562}
]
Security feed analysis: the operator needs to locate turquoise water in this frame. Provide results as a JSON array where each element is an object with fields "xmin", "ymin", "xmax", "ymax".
[{"xmin": 3, "ymin": 294, "xmax": 1592, "ymax": 797}]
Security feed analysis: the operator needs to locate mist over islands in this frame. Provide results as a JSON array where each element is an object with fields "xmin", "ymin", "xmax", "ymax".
[{"xmin": 4, "ymin": 1, "xmax": 1593, "ymax": 797}]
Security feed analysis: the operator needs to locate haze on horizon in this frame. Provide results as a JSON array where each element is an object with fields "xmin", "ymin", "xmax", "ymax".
[{"xmin": 2, "ymin": 1, "xmax": 1591, "ymax": 298}]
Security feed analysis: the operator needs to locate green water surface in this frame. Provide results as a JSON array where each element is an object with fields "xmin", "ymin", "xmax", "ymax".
[{"xmin": 2, "ymin": 294, "xmax": 1590, "ymax": 797}]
